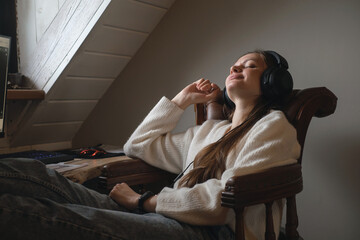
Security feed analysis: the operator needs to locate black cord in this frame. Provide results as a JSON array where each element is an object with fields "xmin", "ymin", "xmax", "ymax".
[
  {"xmin": 172, "ymin": 160, "xmax": 194, "ymax": 185},
  {"xmin": 171, "ymin": 124, "xmax": 242, "ymax": 187},
  {"xmin": 171, "ymin": 119, "xmax": 252, "ymax": 187}
]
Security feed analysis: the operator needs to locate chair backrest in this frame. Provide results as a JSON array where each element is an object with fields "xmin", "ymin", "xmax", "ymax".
[{"xmin": 195, "ymin": 87, "xmax": 338, "ymax": 164}]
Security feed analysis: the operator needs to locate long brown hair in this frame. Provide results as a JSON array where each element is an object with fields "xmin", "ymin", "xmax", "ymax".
[{"xmin": 178, "ymin": 50, "xmax": 279, "ymax": 188}]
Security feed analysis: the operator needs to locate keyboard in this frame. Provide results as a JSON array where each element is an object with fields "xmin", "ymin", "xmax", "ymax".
[{"xmin": 0, "ymin": 150, "xmax": 75, "ymax": 164}]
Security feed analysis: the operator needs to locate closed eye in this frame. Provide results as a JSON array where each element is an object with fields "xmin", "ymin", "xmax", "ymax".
[{"xmin": 245, "ymin": 65, "xmax": 256, "ymax": 68}]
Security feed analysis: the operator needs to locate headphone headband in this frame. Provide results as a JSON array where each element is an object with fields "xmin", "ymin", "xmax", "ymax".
[{"xmin": 265, "ymin": 50, "xmax": 289, "ymax": 69}]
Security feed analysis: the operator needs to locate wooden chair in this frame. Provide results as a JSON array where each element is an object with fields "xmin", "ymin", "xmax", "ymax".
[{"xmin": 99, "ymin": 87, "xmax": 337, "ymax": 240}]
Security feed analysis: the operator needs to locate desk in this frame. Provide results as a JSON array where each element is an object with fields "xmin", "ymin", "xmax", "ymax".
[
  {"xmin": 58, "ymin": 155, "xmax": 132, "ymax": 184},
  {"xmin": 55, "ymin": 155, "xmax": 176, "ymax": 194}
]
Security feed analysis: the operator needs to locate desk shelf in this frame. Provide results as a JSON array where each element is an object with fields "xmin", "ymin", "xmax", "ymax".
[{"xmin": 7, "ymin": 89, "xmax": 45, "ymax": 100}]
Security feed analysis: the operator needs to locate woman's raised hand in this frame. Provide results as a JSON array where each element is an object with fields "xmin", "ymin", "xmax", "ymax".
[{"xmin": 172, "ymin": 78, "xmax": 221, "ymax": 109}]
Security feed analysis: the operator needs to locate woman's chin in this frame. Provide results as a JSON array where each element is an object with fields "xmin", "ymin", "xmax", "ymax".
[{"xmin": 226, "ymin": 80, "xmax": 242, "ymax": 91}]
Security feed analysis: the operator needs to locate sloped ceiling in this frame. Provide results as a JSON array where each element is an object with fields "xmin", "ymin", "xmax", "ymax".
[{"xmin": 10, "ymin": 0, "xmax": 175, "ymax": 147}]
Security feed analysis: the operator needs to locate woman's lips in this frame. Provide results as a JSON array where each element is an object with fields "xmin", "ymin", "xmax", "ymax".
[{"xmin": 228, "ymin": 74, "xmax": 244, "ymax": 80}]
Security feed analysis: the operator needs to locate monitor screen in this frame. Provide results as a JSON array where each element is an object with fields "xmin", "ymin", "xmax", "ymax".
[{"xmin": 0, "ymin": 35, "xmax": 10, "ymax": 138}]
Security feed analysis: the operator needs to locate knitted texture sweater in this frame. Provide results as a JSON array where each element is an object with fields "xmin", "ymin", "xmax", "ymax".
[{"xmin": 124, "ymin": 97, "xmax": 301, "ymax": 240}]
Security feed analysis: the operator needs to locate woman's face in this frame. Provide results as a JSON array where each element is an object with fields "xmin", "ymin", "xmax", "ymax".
[{"xmin": 225, "ymin": 53, "xmax": 267, "ymax": 104}]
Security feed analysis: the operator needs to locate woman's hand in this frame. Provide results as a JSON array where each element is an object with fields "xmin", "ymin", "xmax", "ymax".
[
  {"xmin": 109, "ymin": 183, "xmax": 140, "ymax": 210},
  {"xmin": 172, "ymin": 78, "xmax": 221, "ymax": 109},
  {"xmin": 109, "ymin": 183, "xmax": 157, "ymax": 212}
]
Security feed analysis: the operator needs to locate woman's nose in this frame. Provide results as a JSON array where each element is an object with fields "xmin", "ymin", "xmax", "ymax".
[{"xmin": 230, "ymin": 65, "xmax": 242, "ymax": 74}]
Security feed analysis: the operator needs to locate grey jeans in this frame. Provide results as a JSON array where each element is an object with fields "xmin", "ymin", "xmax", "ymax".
[{"xmin": 0, "ymin": 158, "xmax": 234, "ymax": 240}]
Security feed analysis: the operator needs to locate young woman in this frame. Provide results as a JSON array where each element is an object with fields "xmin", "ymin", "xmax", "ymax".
[{"xmin": 0, "ymin": 50, "xmax": 300, "ymax": 240}]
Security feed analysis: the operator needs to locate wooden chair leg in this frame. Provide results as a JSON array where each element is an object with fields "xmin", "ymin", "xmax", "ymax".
[
  {"xmin": 235, "ymin": 207, "xmax": 245, "ymax": 240},
  {"xmin": 265, "ymin": 201, "xmax": 276, "ymax": 240},
  {"xmin": 286, "ymin": 196, "xmax": 300, "ymax": 240}
]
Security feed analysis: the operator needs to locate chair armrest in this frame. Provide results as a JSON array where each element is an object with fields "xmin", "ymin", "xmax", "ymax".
[
  {"xmin": 221, "ymin": 164, "xmax": 303, "ymax": 208},
  {"xmin": 99, "ymin": 158, "xmax": 177, "ymax": 190}
]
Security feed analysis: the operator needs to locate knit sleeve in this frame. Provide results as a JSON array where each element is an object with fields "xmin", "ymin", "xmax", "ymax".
[
  {"xmin": 155, "ymin": 111, "xmax": 301, "ymax": 226},
  {"xmin": 123, "ymin": 97, "xmax": 199, "ymax": 174}
]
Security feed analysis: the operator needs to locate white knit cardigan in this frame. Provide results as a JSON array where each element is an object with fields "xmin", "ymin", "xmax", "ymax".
[{"xmin": 124, "ymin": 97, "xmax": 301, "ymax": 240}]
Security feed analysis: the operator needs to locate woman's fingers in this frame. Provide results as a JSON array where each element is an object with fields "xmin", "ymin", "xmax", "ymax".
[
  {"xmin": 211, "ymin": 83, "xmax": 220, "ymax": 90},
  {"xmin": 172, "ymin": 78, "xmax": 220, "ymax": 110},
  {"xmin": 196, "ymin": 78, "xmax": 213, "ymax": 93}
]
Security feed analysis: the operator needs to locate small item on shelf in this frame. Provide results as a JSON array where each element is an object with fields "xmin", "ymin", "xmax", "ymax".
[{"xmin": 7, "ymin": 73, "xmax": 24, "ymax": 89}]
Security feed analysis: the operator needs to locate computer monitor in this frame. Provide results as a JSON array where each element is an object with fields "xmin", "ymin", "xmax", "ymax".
[{"xmin": 0, "ymin": 35, "xmax": 10, "ymax": 138}]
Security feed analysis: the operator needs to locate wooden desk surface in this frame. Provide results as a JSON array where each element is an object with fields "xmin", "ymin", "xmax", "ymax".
[{"xmin": 60, "ymin": 155, "xmax": 132, "ymax": 184}]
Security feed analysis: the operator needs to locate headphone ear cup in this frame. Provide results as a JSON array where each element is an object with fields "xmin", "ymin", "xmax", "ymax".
[
  {"xmin": 262, "ymin": 51, "xmax": 294, "ymax": 101},
  {"xmin": 275, "ymin": 68, "xmax": 293, "ymax": 97},
  {"xmin": 261, "ymin": 66, "xmax": 275, "ymax": 99},
  {"xmin": 223, "ymin": 87, "xmax": 235, "ymax": 110},
  {"xmin": 261, "ymin": 66, "xmax": 293, "ymax": 101}
]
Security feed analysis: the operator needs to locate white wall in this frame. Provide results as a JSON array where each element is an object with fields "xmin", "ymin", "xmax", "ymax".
[{"xmin": 74, "ymin": 0, "xmax": 360, "ymax": 239}]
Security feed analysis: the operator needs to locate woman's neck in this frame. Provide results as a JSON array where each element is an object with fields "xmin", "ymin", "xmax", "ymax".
[{"xmin": 231, "ymin": 100, "xmax": 256, "ymax": 129}]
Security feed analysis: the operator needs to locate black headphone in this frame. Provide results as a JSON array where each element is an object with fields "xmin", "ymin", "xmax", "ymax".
[{"xmin": 223, "ymin": 51, "xmax": 293, "ymax": 110}]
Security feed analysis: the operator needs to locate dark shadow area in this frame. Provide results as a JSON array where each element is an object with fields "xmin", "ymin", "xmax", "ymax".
[{"xmin": 0, "ymin": 0, "xmax": 18, "ymax": 73}]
